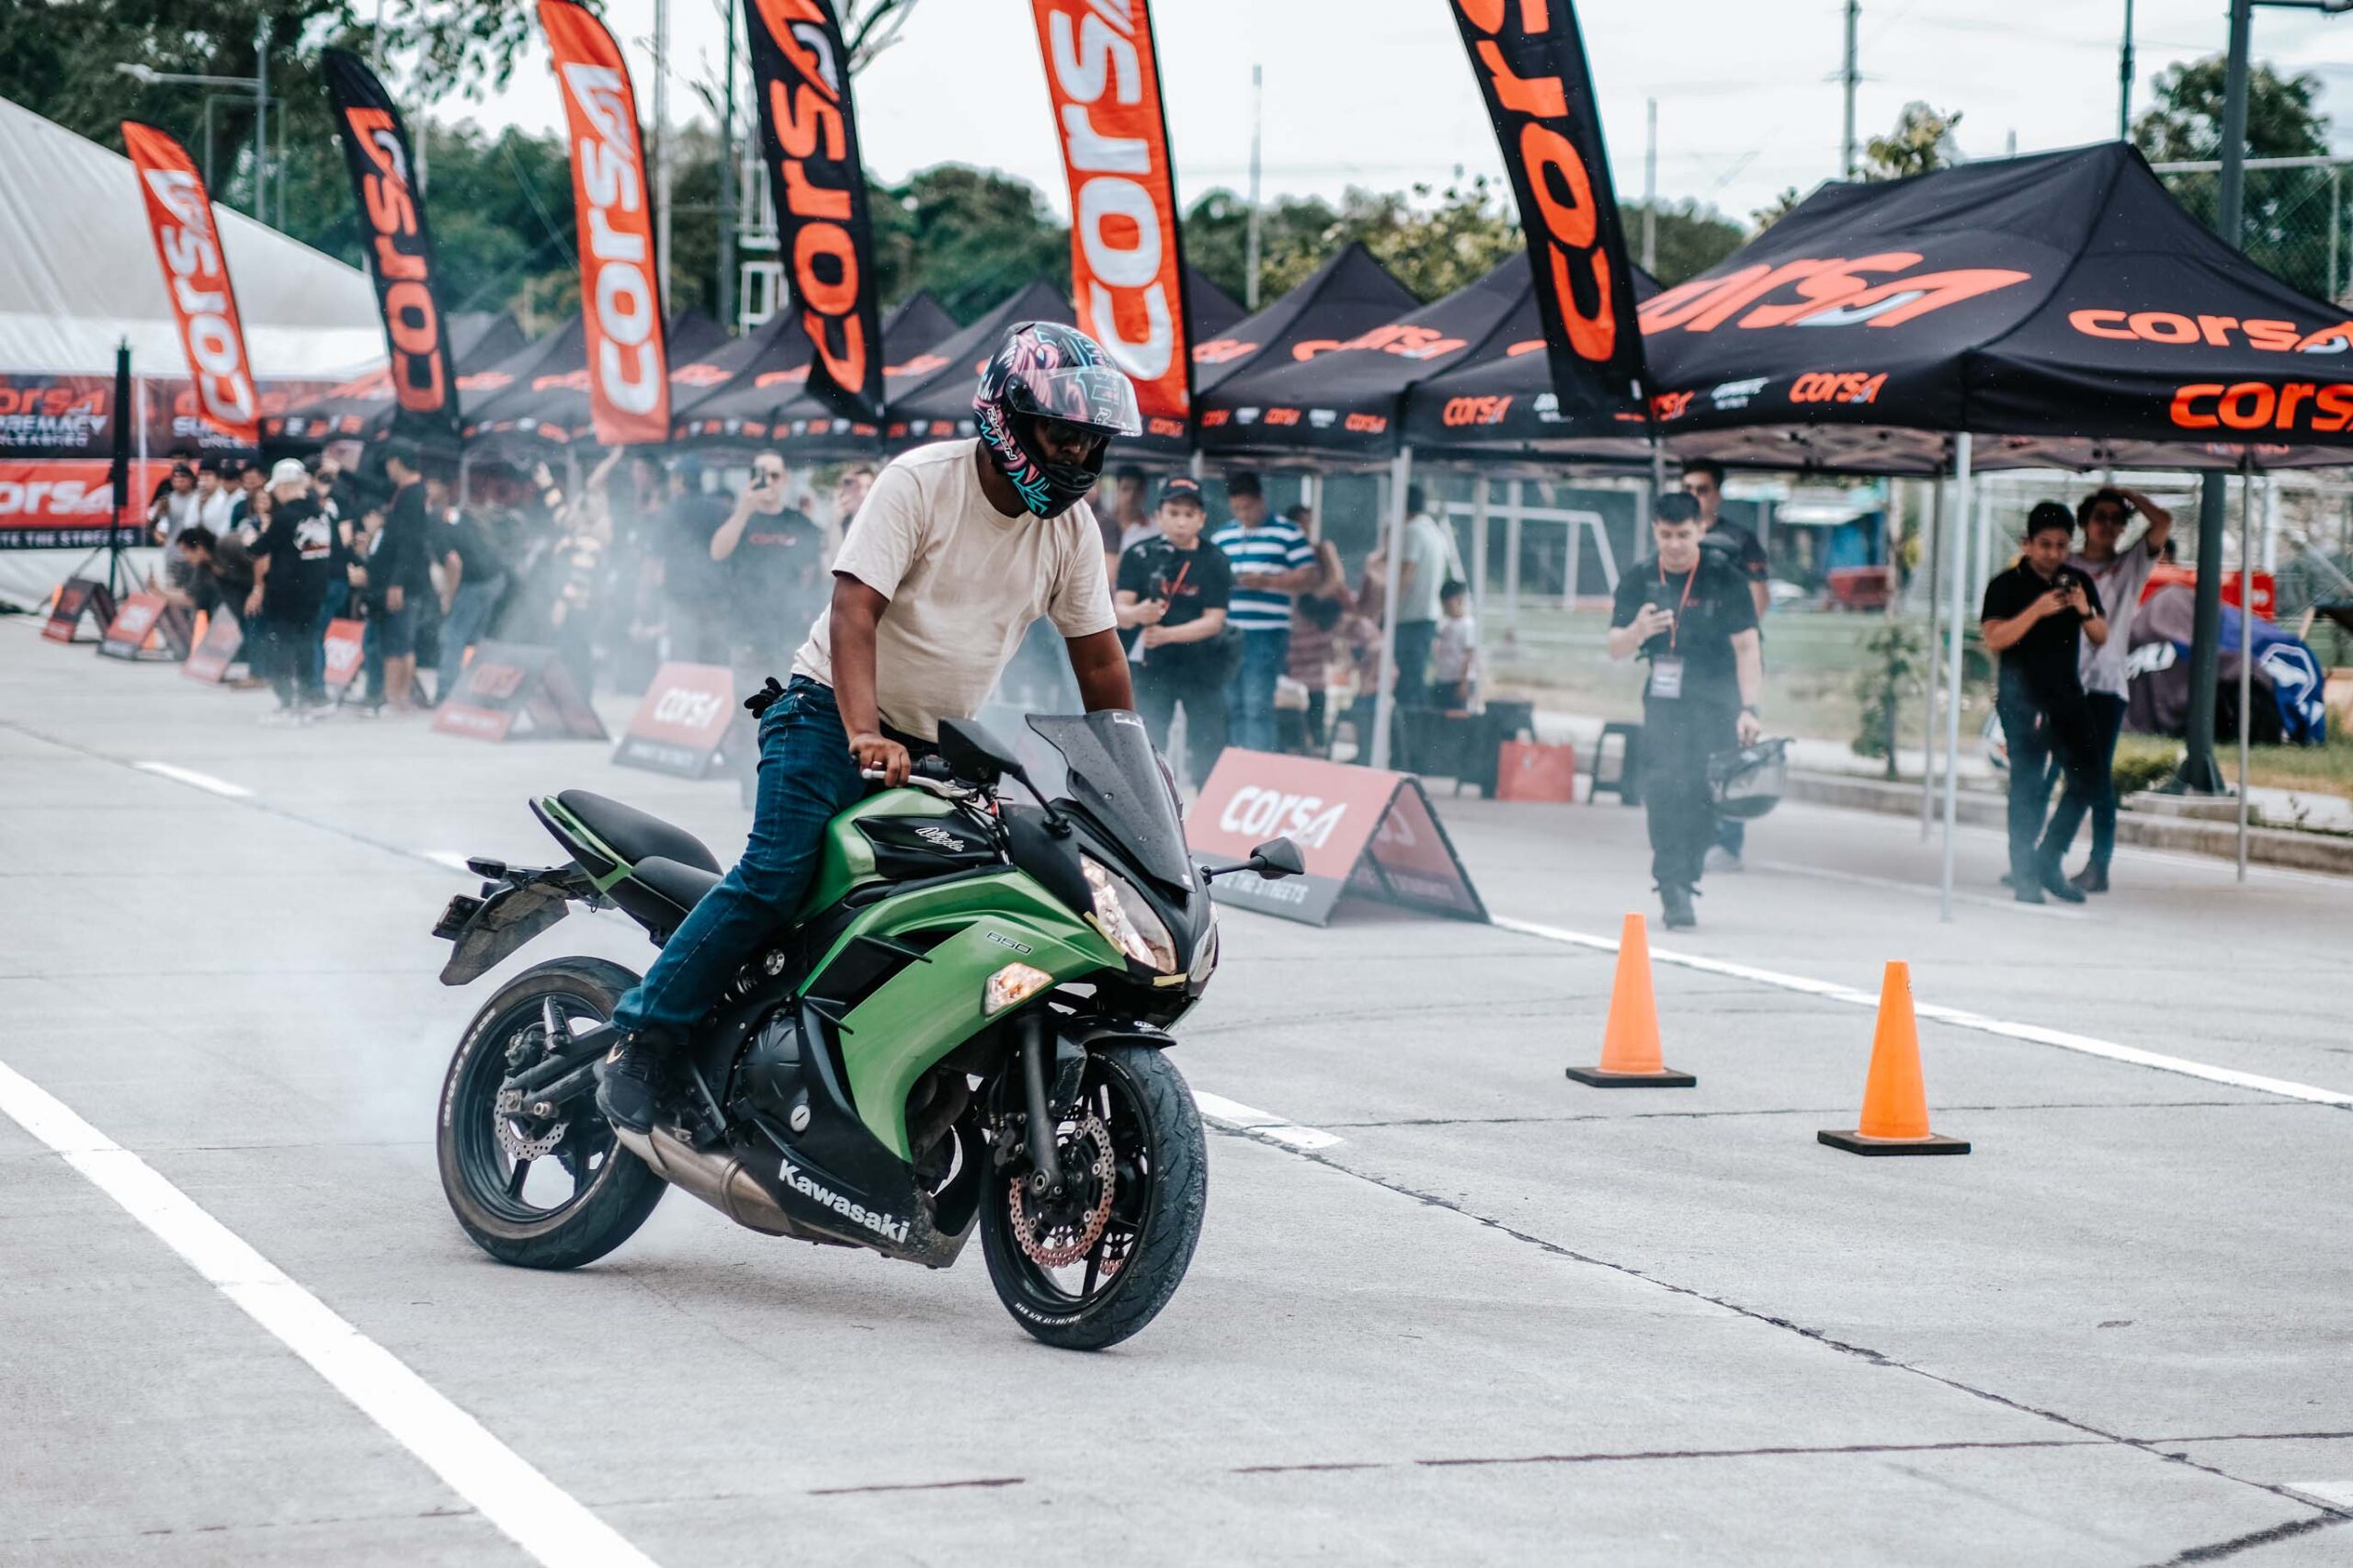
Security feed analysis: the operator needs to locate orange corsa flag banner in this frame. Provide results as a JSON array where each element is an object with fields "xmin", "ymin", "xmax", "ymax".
[
  {"xmin": 745, "ymin": 0, "xmax": 884, "ymax": 423},
  {"xmin": 1448, "ymin": 0, "xmax": 1650, "ymax": 427},
  {"xmin": 1029, "ymin": 0, "xmax": 1194, "ymax": 426},
  {"xmin": 120, "ymin": 121, "xmax": 261, "ymax": 445},
  {"xmin": 539, "ymin": 0, "xmax": 671, "ymax": 445},
  {"xmin": 322, "ymin": 49, "xmax": 461, "ymax": 447}
]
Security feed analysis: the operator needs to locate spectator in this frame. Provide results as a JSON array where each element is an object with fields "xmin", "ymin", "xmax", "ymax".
[
  {"xmin": 2058, "ymin": 487, "xmax": 2175, "ymax": 894},
  {"xmin": 347, "ymin": 505, "xmax": 386, "ymax": 710},
  {"xmin": 711, "ymin": 450, "xmax": 827, "ymax": 675},
  {"xmin": 246, "ymin": 460, "xmax": 335, "ymax": 722},
  {"xmin": 437, "ymin": 485, "xmax": 512, "ymax": 703},
  {"xmin": 1980, "ymin": 502, "xmax": 2109, "ymax": 905},
  {"xmin": 547, "ymin": 451, "xmax": 618, "ymax": 705},
  {"xmin": 1115, "ymin": 476, "xmax": 1232, "ymax": 788},
  {"xmin": 830, "ymin": 461, "xmax": 876, "ymax": 555},
  {"xmin": 1102, "ymin": 464, "xmax": 1151, "ymax": 570},
  {"xmin": 660, "ymin": 457, "xmax": 733, "ymax": 665},
  {"xmin": 1391, "ymin": 484, "xmax": 1459, "ymax": 710},
  {"xmin": 1283, "ymin": 506, "xmax": 1349, "ymax": 756},
  {"xmin": 193, "ymin": 464, "xmax": 235, "ymax": 532},
  {"xmin": 228, "ymin": 462, "xmax": 267, "ymax": 533},
  {"xmin": 165, "ymin": 523, "xmax": 256, "ymax": 631},
  {"xmin": 1210, "ymin": 472, "xmax": 1318, "ymax": 753},
  {"xmin": 147, "ymin": 464, "xmax": 201, "ymax": 595},
  {"xmin": 1430, "ymin": 580, "xmax": 1479, "ymax": 711},
  {"xmin": 1682, "ymin": 458, "xmax": 1771, "ymax": 871},
  {"xmin": 371, "ymin": 440, "xmax": 433, "ymax": 712},
  {"xmin": 1607, "ymin": 491, "xmax": 1763, "ymax": 931}
]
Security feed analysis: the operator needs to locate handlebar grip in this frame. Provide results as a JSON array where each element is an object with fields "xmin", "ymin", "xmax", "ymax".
[{"xmin": 912, "ymin": 755, "xmax": 954, "ymax": 782}]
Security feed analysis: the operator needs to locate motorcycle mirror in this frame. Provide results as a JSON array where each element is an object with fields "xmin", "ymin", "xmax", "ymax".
[
  {"xmin": 937, "ymin": 718, "xmax": 1018, "ymax": 785},
  {"xmin": 1247, "ymin": 836, "xmax": 1306, "ymax": 881}
]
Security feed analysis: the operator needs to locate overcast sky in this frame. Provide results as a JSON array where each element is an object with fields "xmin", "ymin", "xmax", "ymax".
[{"xmin": 430, "ymin": 1, "xmax": 2353, "ymax": 230}]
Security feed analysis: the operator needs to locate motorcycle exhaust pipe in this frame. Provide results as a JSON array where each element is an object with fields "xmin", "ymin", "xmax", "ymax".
[{"xmin": 612, "ymin": 1123, "xmax": 797, "ymax": 1238}]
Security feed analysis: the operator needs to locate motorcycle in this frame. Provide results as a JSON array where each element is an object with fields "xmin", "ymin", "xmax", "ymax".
[{"xmin": 429, "ymin": 708, "xmax": 1303, "ymax": 1350}]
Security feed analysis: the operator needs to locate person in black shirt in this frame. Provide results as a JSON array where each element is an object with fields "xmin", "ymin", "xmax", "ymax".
[
  {"xmin": 436, "ymin": 496, "xmax": 511, "ymax": 703},
  {"xmin": 1681, "ymin": 459, "xmax": 1770, "ymax": 871},
  {"xmin": 1115, "ymin": 477, "xmax": 1233, "ymax": 788},
  {"xmin": 165, "ymin": 524, "xmax": 256, "ymax": 629},
  {"xmin": 1981, "ymin": 502, "xmax": 2109, "ymax": 903},
  {"xmin": 248, "ymin": 460, "xmax": 336, "ymax": 719},
  {"xmin": 1608, "ymin": 492, "xmax": 1763, "ymax": 930},
  {"xmin": 372, "ymin": 440, "xmax": 432, "ymax": 711},
  {"xmin": 710, "ymin": 451, "xmax": 827, "ymax": 672}
]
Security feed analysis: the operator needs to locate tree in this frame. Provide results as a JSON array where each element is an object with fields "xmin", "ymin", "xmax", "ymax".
[
  {"xmin": 2134, "ymin": 56, "xmax": 2336, "ymax": 298},
  {"xmin": 1861, "ymin": 103, "xmax": 1963, "ymax": 181},
  {"xmin": 1615, "ymin": 198, "xmax": 1743, "ymax": 286},
  {"xmin": 1751, "ymin": 187, "xmax": 1802, "ymax": 233},
  {"xmin": 1186, "ymin": 178, "xmax": 1523, "ymax": 307},
  {"xmin": 870, "ymin": 165, "xmax": 1070, "ymax": 323}
]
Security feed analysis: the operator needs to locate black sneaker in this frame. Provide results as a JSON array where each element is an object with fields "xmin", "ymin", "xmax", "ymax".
[
  {"xmin": 2039, "ymin": 865, "xmax": 2087, "ymax": 904},
  {"xmin": 1659, "ymin": 883, "xmax": 1698, "ymax": 931},
  {"xmin": 2071, "ymin": 863, "xmax": 2109, "ymax": 894},
  {"xmin": 595, "ymin": 1034, "xmax": 668, "ymax": 1134}
]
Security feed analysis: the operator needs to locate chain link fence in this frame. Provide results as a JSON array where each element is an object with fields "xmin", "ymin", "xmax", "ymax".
[{"xmin": 2150, "ymin": 158, "xmax": 2353, "ymax": 307}]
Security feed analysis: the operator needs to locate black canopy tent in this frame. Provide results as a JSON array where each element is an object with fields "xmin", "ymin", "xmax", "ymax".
[
  {"xmin": 747, "ymin": 290, "xmax": 963, "ymax": 457},
  {"xmin": 268, "ymin": 311, "xmax": 529, "ymax": 447},
  {"xmin": 461, "ymin": 308, "xmax": 731, "ymax": 450},
  {"xmin": 665, "ymin": 310, "xmax": 816, "ymax": 439}
]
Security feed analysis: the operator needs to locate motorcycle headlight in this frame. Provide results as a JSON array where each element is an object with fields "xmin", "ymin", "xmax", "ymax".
[{"xmin": 1082, "ymin": 856, "xmax": 1178, "ymax": 973}]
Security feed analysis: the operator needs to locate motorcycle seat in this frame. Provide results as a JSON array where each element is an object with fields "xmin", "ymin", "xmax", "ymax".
[
  {"xmin": 626, "ymin": 856, "xmax": 724, "ymax": 925},
  {"xmin": 557, "ymin": 790, "xmax": 721, "ymax": 875}
]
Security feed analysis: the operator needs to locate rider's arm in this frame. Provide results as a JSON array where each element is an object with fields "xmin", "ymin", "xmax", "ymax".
[
  {"xmin": 1066, "ymin": 629, "xmax": 1135, "ymax": 712},
  {"xmin": 828, "ymin": 574, "xmax": 911, "ymax": 786}
]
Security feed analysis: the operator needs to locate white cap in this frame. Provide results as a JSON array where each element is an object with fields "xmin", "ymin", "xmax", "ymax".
[{"xmin": 268, "ymin": 459, "xmax": 311, "ymax": 490}]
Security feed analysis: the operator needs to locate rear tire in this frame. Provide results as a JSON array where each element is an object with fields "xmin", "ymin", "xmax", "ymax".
[
  {"xmin": 981, "ymin": 1044, "xmax": 1208, "ymax": 1351},
  {"xmin": 438, "ymin": 957, "xmax": 665, "ymax": 1270}
]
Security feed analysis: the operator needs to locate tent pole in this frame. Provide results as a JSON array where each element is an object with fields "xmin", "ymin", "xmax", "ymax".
[
  {"xmin": 1505, "ymin": 479, "xmax": 1522, "ymax": 626},
  {"xmin": 1470, "ymin": 472, "xmax": 1490, "ymax": 628},
  {"xmin": 1940, "ymin": 433, "xmax": 1973, "ymax": 921},
  {"xmin": 1920, "ymin": 471, "xmax": 1946, "ymax": 838},
  {"xmin": 2238, "ymin": 459, "xmax": 2254, "ymax": 881},
  {"xmin": 1370, "ymin": 448, "xmax": 1413, "ymax": 771}
]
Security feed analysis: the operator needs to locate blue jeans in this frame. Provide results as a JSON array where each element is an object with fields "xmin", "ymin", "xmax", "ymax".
[
  {"xmin": 611, "ymin": 678, "xmax": 869, "ymax": 1039},
  {"xmin": 1392, "ymin": 619, "xmax": 1437, "ymax": 710},
  {"xmin": 1995, "ymin": 671, "xmax": 2097, "ymax": 889},
  {"xmin": 1223, "ymin": 627, "xmax": 1290, "ymax": 754},
  {"xmin": 440, "ymin": 574, "xmax": 506, "ymax": 696},
  {"xmin": 2062, "ymin": 692, "xmax": 2129, "ymax": 871}
]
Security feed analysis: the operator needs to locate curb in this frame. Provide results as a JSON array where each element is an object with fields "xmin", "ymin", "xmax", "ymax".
[{"xmin": 1785, "ymin": 769, "xmax": 2353, "ymax": 878}]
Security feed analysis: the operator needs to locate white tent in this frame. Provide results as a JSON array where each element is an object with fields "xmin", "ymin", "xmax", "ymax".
[{"xmin": 0, "ymin": 95, "xmax": 383, "ymax": 606}]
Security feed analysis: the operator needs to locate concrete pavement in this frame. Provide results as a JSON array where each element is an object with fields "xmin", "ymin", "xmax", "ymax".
[{"xmin": 2, "ymin": 618, "xmax": 2348, "ymax": 1566}]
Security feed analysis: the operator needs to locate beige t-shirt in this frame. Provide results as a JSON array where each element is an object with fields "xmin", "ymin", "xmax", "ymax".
[{"xmin": 792, "ymin": 439, "xmax": 1116, "ymax": 739}]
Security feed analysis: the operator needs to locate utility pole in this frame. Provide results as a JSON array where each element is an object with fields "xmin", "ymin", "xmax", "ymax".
[
  {"xmin": 1643, "ymin": 98, "xmax": 1658, "ymax": 273},
  {"xmin": 653, "ymin": 0, "xmax": 673, "ymax": 308},
  {"xmin": 2119, "ymin": 0, "xmax": 2136, "ymax": 141},
  {"xmin": 1841, "ymin": 0, "xmax": 1860, "ymax": 177},
  {"xmin": 254, "ymin": 15, "xmax": 271, "ymax": 223},
  {"xmin": 1245, "ymin": 63, "xmax": 1264, "ymax": 311},
  {"xmin": 719, "ymin": 0, "xmax": 737, "ymax": 332}
]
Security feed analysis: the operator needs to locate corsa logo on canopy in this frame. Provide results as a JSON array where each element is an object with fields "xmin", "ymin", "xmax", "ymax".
[
  {"xmin": 540, "ymin": 0, "xmax": 669, "ymax": 445},
  {"xmin": 1030, "ymin": 0, "xmax": 1193, "ymax": 423},
  {"xmin": 2069, "ymin": 309, "xmax": 2353, "ymax": 356},
  {"xmin": 1640, "ymin": 254, "xmax": 2031, "ymax": 335},
  {"xmin": 2168, "ymin": 381, "xmax": 2353, "ymax": 434},
  {"xmin": 121, "ymin": 123, "xmax": 259, "ymax": 445},
  {"xmin": 746, "ymin": 0, "xmax": 884, "ymax": 421},
  {"xmin": 1449, "ymin": 0, "xmax": 1649, "ymax": 419}
]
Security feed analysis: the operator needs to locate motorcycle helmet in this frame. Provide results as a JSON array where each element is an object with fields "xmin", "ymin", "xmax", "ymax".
[
  {"xmin": 972, "ymin": 322, "xmax": 1142, "ymax": 518},
  {"xmin": 1708, "ymin": 736, "xmax": 1789, "ymax": 819}
]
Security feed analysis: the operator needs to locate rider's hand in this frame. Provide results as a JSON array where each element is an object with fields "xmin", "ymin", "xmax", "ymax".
[{"xmin": 849, "ymin": 731, "xmax": 912, "ymax": 787}]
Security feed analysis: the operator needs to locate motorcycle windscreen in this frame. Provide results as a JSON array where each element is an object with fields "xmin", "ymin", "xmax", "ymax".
[{"xmin": 1028, "ymin": 710, "xmax": 1193, "ymax": 895}]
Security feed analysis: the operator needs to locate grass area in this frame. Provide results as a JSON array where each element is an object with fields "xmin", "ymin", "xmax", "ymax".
[{"xmin": 2116, "ymin": 730, "xmax": 2353, "ymax": 802}]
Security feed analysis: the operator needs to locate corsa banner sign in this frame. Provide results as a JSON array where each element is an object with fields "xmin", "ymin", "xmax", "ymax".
[
  {"xmin": 614, "ymin": 661, "xmax": 740, "ymax": 778},
  {"xmin": 1448, "ymin": 0, "xmax": 1649, "ymax": 426},
  {"xmin": 121, "ymin": 122, "xmax": 260, "ymax": 446},
  {"xmin": 323, "ymin": 50, "xmax": 461, "ymax": 447},
  {"xmin": 1185, "ymin": 749, "xmax": 1487, "ymax": 928},
  {"xmin": 1029, "ymin": 0, "xmax": 1194, "ymax": 424},
  {"xmin": 745, "ymin": 0, "xmax": 885, "ymax": 423},
  {"xmin": 539, "ymin": 0, "xmax": 671, "ymax": 446}
]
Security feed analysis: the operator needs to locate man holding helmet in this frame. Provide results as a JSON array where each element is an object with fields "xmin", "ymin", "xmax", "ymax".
[
  {"xmin": 1608, "ymin": 492, "xmax": 1764, "ymax": 931},
  {"xmin": 597, "ymin": 323, "xmax": 1140, "ymax": 1134}
]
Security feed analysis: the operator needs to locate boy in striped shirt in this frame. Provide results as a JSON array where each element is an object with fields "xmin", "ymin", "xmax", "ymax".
[{"xmin": 1210, "ymin": 472, "xmax": 1319, "ymax": 752}]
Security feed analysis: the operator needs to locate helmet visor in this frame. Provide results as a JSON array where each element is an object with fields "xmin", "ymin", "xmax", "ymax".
[{"xmin": 1006, "ymin": 364, "xmax": 1143, "ymax": 438}]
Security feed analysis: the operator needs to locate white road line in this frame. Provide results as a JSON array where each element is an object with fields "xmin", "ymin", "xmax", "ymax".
[
  {"xmin": 1748, "ymin": 859, "xmax": 2089, "ymax": 920},
  {"xmin": 1193, "ymin": 1090, "xmax": 1343, "ymax": 1150},
  {"xmin": 1492, "ymin": 915, "xmax": 2353, "ymax": 1110},
  {"xmin": 0, "ymin": 1060, "xmax": 658, "ymax": 1568},
  {"xmin": 134, "ymin": 761, "xmax": 253, "ymax": 798},
  {"xmin": 2288, "ymin": 1481, "xmax": 2353, "ymax": 1508}
]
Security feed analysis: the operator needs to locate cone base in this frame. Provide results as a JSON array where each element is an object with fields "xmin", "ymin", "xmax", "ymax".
[
  {"xmin": 1564, "ymin": 1064, "xmax": 1697, "ymax": 1088},
  {"xmin": 1817, "ymin": 1129, "xmax": 1971, "ymax": 1156}
]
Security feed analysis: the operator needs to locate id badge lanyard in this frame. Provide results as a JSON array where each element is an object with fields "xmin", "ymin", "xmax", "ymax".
[{"xmin": 1648, "ymin": 560, "xmax": 1698, "ymax": 700}]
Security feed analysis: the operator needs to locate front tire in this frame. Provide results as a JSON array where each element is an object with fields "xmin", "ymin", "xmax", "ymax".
[
  {"xmin": 438, "ymin": 957, "xmax": 665, "ymax": 1270},
  {"xmin": 981, "ymin": 1044, "xmax": 1208, "ymax": 1350}
]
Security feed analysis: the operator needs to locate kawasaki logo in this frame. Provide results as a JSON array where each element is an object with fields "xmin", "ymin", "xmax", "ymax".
[
  {"xmin": 779, "ymin": 1158, "xmax": 909, "ymax": 1244},
  {"xmin": 913, "ymin": 824, "xmax": 961, "ymax": 849}
]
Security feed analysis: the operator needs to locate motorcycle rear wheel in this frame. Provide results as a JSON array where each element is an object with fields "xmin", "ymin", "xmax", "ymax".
[
  {"xmin": 981, "ymin": 1043, "xmax": 1208, "ymax": 1351},
  {"xmin": 438, "ymin": 957, "xmax": 665, "ymax": 1270}
]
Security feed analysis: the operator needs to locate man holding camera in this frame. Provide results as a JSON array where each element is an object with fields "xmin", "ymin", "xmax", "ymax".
[
  {"xmin": 1608, "ymin": 492, "xmax": 1763, "ymax": 931},
  {"xmin": 1980, "ymin": 502, "xmax": 2109, "ymax": 904},
  {"xmin": 1115, "ymin": 476, "xmax": 1232, "ymax": 788}
]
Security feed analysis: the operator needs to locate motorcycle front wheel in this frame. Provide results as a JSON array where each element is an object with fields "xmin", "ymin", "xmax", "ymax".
[
  {"xmin": 980, "ymin": 1042, "xmax": 1208, "ymax": 1351},
  {"xmin": 438, "ymin": 957, "xmax": 665, "ymax": 1270}
]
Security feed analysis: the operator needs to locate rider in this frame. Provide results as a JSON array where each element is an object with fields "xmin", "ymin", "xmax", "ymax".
[{"xmin": 597, "ymin": 323, "xmax": 1141, "ymax": 1133}]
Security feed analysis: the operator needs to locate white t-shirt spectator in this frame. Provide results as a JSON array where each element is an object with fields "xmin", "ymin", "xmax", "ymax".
[
  {"xmin": 1397, "ymin": 511, "xmax": 1457, "ymax": 624},
  {"xmin": 792, "ymin": 439, "xmax": 1115, "ymax": 740},
  {"xmin": 1431, "ymin": 611, "xmax": 1478, "ymax": 685},
  {"xmin": 2068, "ymin": 540, "xmax": 2160, "ymax": 697}
]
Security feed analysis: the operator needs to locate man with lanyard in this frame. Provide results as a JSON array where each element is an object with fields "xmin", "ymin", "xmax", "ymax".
[
  {"xmin": 1114, "ymin": 476, "xmax": 1233, "ymax": 788},
  {"xmin": 2059, "ymin": 486, "xmax": 2171, "ymax": 893},
  {"xmin": 1608, "ymin": 493, "xmax": 1763, "ymax": 931},
  {"xmin": 1981, "ymin": 502, "xmax": 2109, "ymax": 904},
  {"xmin": 597, "ymin": 323, "xmax": 1142, "ymax": 1135}
]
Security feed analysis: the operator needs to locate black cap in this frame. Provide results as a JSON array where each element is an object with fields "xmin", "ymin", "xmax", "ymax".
[{"xmin": 1157, "ymin": 475, "xmax": 1205, "ymax": 508}]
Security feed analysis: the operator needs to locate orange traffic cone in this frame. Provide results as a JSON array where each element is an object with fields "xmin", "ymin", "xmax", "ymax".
[
  {"xmin": 1564, "ymin": 914, "xmax": 1696, "ymax": 1087},
  {"xmin": 1818, "ymin": 962, "xmax": 1970, "ymax": 1155}
]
